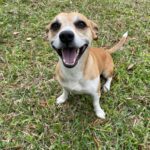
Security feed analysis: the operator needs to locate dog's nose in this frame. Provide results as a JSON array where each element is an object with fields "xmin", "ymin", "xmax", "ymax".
[{"xmin": 59, "ymin": 31, "xmax": 74, "ymax": 44}]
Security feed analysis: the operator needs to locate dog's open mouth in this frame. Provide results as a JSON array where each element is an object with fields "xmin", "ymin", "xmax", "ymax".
[{"xmin": 53, "ymin": 44, "xmax": 88, "ymax": 68}]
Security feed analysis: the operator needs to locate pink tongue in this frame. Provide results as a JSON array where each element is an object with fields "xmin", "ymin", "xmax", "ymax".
[{"xmin": 62, "ymin": 49, "xmax": 77, "ymax": 64}]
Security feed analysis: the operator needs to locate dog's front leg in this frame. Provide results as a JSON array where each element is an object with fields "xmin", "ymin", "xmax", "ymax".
[
  {"xmin": 56, "ymin": 88, "xmax": 69, "ymax": 104},
  {"xmin": 92, "ymin": 93, "xmax": 105, "ymax": 119}
]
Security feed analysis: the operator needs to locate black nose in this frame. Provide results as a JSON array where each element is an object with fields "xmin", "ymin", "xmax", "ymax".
[{"xmin": 59, "ymin": 31, "xmax": 74, "ymax": 44}]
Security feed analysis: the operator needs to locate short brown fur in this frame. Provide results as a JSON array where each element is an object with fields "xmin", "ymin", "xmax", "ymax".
[{"xmin": 83, "ymin": 47, "xmax": 114, "ymax": 80}]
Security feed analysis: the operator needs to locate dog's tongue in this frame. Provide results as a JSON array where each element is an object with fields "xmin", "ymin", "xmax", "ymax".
[{"xmin": 62, "ymin": 48, "xmax": 77, "ymax": 65}]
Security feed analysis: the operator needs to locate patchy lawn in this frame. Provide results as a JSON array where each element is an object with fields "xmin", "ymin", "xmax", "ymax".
[{"xmin": 0, "ymin": 0, "xmax": 149, "ymax": 149}]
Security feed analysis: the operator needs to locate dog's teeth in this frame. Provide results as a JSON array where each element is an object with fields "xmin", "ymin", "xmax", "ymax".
[
  {"xmin": 73, "ymin": 59, "xmax": 75, "ymax": 62},
  {"xmin": 77, "ymin": 49, "xmax": 79, "ymax": 55},
  {"xmin": 63, "ymin": 59, "xmax": 66, "ymax": 63}
]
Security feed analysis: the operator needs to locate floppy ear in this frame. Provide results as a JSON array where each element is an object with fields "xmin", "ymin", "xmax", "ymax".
[
  {"xmin": 89, "ymin": 20, "xmax": 98, "ymax": 40},
  {"xmin": 44, "ymin": 23, "xmax": 50, "ymax": 40},
  {"xmin": 45, "ymin": 23, "xmax": 51, "ymax": 34}
]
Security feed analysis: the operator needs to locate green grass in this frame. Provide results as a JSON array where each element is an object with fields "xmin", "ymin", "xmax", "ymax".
[{"xmin": 0, "ymin": 0, "xmax": 149, "ymax": 149}]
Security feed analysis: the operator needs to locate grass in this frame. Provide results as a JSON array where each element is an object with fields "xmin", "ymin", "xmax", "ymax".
[{"xmin": 0, "ymin": 0, "xmax": 149, "ymax": 149}]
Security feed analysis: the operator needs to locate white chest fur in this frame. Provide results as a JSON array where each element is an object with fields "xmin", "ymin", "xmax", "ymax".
[
  {"xmin": 61, "ymin": 76, "xmax": 99, "ymax": 94},
  {"xmin": 58, "ymin": 61, "xmax": 99, "ymax": 95}
]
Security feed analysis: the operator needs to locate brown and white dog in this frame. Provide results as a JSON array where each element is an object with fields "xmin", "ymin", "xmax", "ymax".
[{"xmin": 46, "ymin": 12, "xmax": 128, "ymax": 119}]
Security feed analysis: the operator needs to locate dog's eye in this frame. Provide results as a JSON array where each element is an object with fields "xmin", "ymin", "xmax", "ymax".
[
  {"xmin": 50, "ymin": 21, "xmax": 61, "ymax": 31},
  {"xmin": 74, "ymin": 20, "xmax": 87, "ymax": 29}
]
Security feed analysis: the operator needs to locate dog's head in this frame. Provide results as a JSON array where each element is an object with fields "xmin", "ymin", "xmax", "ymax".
[{"xmin": 46, "ymin": 12, "xmax": 98, "ymax": 68}]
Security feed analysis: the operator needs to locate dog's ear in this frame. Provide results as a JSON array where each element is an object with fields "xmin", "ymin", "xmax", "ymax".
[
  {"xmin": 45, "ymin": 24, "xmax": 50, "ymax": 33},
  {"xmin": 44, "ymin": 23, "xmax": 50, "ymax": 40},
  {"xmin": 89, "ymin": 20, "xmax": 98, "ymax": 40}
]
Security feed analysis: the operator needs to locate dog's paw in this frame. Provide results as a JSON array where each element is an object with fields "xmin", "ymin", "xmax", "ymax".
[
  {"xmin": 56, "ymin": 95, "xmax": 66, "ymax": 104},
  {"xmin": 103, "ymin": 84, "xmax": 110, "ymax": 93},
  {"xmin": 95, "ymin": 109, "xmax": 105, "ymax": 119}
]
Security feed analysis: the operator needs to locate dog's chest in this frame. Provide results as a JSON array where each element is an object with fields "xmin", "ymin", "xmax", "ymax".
[{"xmin": 58, "ymin": 72, "xmax": 99, "ymax": 94}]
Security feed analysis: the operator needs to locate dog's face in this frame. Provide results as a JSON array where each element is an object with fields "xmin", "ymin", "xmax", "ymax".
[{"xmin": 46, "ymin": 12, "xmax": 98, "ymax": 68}]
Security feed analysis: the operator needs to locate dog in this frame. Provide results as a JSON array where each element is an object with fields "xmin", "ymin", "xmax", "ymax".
[{"xmin": 46, "ymin": 12, "xmax": 128, "ymax": 119}]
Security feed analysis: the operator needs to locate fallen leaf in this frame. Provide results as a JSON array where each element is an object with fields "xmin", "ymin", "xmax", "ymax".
[
  {"xmin": 92, "ymin": 133, "xmax": 102, "ymax": 149},
  {"xmin": 26, "ymin": 37, "xmax": 32, "ymax": 41},
  {"xmin": 39, "ymin": 100, "xmax": 48, "ymax": 107},
  {"xmin": 127, "ymin": 64, "xmax": 135, "ymax": 70},
  {"xmin": 91, "ymin": 118, "xmax": 106, "ymax": 126},
  {"xmin": 13, "ymin": 31, "xmax": 19, "ymax": 35},
  {"xmin": 131, "ymin": 47, "xmax": 136, "ymax": 54}
]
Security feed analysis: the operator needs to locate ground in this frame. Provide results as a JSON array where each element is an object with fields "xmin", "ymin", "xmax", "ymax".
[{"xmin": 0, "ymin": 0, "xmax": 149, "ymax": 149}]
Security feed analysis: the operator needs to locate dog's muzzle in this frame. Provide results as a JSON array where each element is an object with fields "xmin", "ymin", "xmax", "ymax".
[{"xmin": 52, "ymin": 30, "xmax": 89, "ymax": 68}]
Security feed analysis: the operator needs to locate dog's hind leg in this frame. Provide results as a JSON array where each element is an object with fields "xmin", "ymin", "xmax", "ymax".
[
  {"xmin": 103, "ymin": 77, "xmax": 113, "ymax": 92},
  {"xmin": 56, "ymin": 88, "xmax": 69, "ymax": 104},
  {"xmin": 92, "ymin": 92, "xmax": 105, "ymax": 119},
  {"xmin": 102, "ymin": 64, "xmax": 114, "ymax": 92}
]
